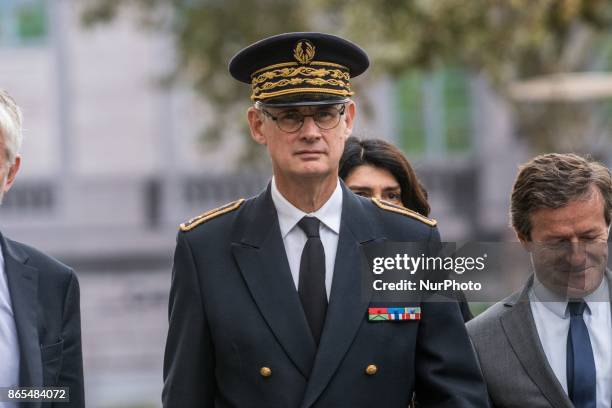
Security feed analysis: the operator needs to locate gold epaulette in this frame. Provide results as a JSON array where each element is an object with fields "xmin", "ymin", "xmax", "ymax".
[
  {"xmin": 180, "ymin": 199, "xmax": 245, "ymax": 231},
  {"xmin": 371, "ymin": 197, "xmax": 437, "ymax": 227}
]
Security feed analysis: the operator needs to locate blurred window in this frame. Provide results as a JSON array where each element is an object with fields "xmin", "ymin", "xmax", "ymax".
[
  {"xmin": 0, "ymin": 0, "xmax": 47, "ymax": 46},
  {"xmin": 0, "ymin": 181, "xmax": 54, "ymax": 212},
  {"xmin": 395, "ymin": 67, "xmax": 473, "ymax": 155}
]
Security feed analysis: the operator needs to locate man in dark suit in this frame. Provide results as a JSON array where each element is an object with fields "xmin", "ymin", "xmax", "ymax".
[
  {"xmin": 162, "ymin": 32, "xmax": 489, "ymax": 408},
  {"xmin": 0, "ymin": 90, "xmax": 84, "ymax": 407},
  {"xmin": 467, "ymin": 153, "xmax": 612, "ymax": 408}
]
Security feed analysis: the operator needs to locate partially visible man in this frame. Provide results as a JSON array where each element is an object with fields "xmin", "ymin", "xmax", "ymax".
[
  {"xmin": 0, "ymin": 90, "xmax": 84, "ymax": 407},
  {"xmin": 468, "ymin": 153, "xmax": 612, "ymax": 408}
]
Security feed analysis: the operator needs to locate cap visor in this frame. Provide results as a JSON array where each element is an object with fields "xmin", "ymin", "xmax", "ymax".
[{"xmin": 257, "ymin": 93, "xmax": 349, "ymax": 107}]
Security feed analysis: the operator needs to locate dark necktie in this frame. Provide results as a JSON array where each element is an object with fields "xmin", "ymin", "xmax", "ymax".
[
  {"xmin": 297, "ymin": 216, "xmax": 327, "ymax": 345},
  {"xmin": 566, "ymin": 300, "xmax": 596, "ymax": 408}
]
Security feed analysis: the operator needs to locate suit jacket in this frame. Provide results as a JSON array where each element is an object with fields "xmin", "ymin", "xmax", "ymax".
[
  {"xmin": 467, "ymin": 270, "xmax": 612, "ymax": 408},
  {"xmin": 1, "ymin": 232, "xmax": 84, "ymax": 408},
  {"xmin": 163, "ymin": 183, "xmax": 489, "ymax": 408}
]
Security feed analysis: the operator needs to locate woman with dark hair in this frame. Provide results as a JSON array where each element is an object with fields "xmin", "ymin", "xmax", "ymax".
[
  {"xmin": 339, "ymin": 136, "xmax": 473, "ymax": 322},
  {"xmin": 339, "ymin": 137, "xmax": 430, "ymax": 216}
]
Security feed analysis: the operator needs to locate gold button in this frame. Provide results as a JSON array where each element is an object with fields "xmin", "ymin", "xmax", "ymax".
[
  {"xmin": 260, "ymin": 366, "xmax": 272, "ymax": 377},
  {"xmin": 365, "ymin": 364, "xmax": 377, "ymax": 375}
]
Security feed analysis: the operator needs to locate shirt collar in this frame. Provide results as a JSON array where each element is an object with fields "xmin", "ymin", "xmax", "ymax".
[
  {"xmin": 530, "ymin": 274, "xmax": 568, "ymax": 318},
  {"xmin": 270, "ymin": 176, "xmax": 342, "ymax": 238},
  {"xmin": 583, "ymin": 276, "xmax": 609, "ymax": 318},
  {"xmin": 531, "ymin": 272, "xmax": 609, "ymax": 318}
]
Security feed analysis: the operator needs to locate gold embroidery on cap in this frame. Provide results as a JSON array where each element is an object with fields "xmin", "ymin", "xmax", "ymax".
[
  {"xmin": 253, "ymin": 77, "xmax": 349, "ymax": 94},
  {"xmin": 253, "ymin": 87, "xmax": 353, "ymax": 101},
  {"xmin": 293, "ymin": 40, "xmax": 315, "ymax": 64},
  {"xmin": 250, "ymin": 60, "xmax": 346, "ymax": 77},
  {"xmin": 252, "ymin": 66, "xmax": 350, "ymax": 86}
]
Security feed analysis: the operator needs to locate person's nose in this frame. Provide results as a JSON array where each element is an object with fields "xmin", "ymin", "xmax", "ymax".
[
  {"xmin": 299, "ymin": 115, "xmax": 321, "ymax": 141},
  {"xmin": 567, "ymin": 240, "xmax": 586, "ymax": 269}
]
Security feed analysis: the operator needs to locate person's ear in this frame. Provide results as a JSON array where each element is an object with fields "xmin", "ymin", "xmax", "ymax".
[
  {"xmin": 3, "ymin": 155, "xmax": 20, "ymax": 192},
  {"xmin": 247, "ymin": 107, "xmax": 267, "ymax": 145},
  {"xmin": 343, "ymin": 101, "xmax": 356, "ymax": 138}
]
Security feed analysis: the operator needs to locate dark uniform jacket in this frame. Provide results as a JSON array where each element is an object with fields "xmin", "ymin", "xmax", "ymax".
[
  {"xmin": 163, "ymin": 183, "xmax": 489, "ymax": 408},
  {"xmin": 1, "ymin": 232, "xmax": 84, "ymax": 408}
]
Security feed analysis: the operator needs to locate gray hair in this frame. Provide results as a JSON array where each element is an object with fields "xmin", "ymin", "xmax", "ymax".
[
  {"xmin": 510, "ymin": 153, "xmax": 612, "ymax": 239},
  {"xmin": 0, "ymin": 89, "xmax": 23, "ymax": 166}
]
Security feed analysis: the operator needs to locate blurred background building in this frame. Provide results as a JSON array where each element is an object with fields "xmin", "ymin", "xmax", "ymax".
[{"xmin": 0, "ymin": 1, "xmax": 610, "ymax": 407}]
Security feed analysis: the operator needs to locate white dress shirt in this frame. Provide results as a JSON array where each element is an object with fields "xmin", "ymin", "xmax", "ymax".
[
  {"xmin": 0, "ymin": 247, "xmax": 20, "ymax": 408},
  {"xmin": 530, "ymin": 275, "xmax": 612, "ymax": 408},
  {"xmin": 270, "ymin": 177, "xmax": 342, "ymax": 299}
]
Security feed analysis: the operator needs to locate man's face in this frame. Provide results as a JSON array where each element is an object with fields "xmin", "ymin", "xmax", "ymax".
[
  {"xmin": 519, "ymin": 186, "xmax": 609, "ymax": 299},
  {"xmin": 0, "ymin": 137, "xmax": 20, "ymax": 205},
  {"xmin": 247, "ymin": 102, "xmax": 355, "ymax": 181}
]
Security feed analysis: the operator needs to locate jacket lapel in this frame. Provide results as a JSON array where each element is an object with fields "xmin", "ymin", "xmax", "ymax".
[
  {"xmin": 1, "ymin": 234, "xmax": 43, "ymax": 391},
  {"xmin": 500, "ymin": 279, "xmax": 573, "ymax": 408},
  {"xmin": 607, "ymin": 269, "xmax": 612, "ymax": 315},
  {"xmin": 301, "ymin": 185, "xmax": 381, "ymax": 408},
  {"xmin": 231, "ymin": 185, "xmax": 316, "ymax": 378}
]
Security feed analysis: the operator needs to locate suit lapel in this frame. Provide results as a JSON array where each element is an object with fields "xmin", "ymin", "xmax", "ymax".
[
  {"xmin": 607, "ymin": 269, "xmax": 612, "ymax": 315},
  {"xmin": 1, "ymin": 234, "xmax": 43, "ymax": 390},
  {"xmin": 500, "ymin": 280, "xmax": 573, "ymax": 408},
  {"xmin": 231, "ymin": 185, "xmax": 316, "ymax": 378},
  {"xmin": 301, "ymin": 185, "xmax": 380, "ymax": 408}
]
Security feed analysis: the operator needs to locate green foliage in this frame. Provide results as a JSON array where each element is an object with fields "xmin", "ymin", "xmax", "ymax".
[
  {"xmin": 81, "ymin": 0, "xmax": 316, "ymax": 111},
  {"xmin": 319, "ymin": 0, "xmax": 612, "ymax": 84},
  {"xmin": 81, "ymin": 0, "xmax": 612, "ymax": 155},
  {"xmin": 82, "ymin": 0, "xmax": 319, "ymax": 157}
]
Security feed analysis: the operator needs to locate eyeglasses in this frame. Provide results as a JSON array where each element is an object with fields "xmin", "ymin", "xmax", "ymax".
[{"xmin": 260, "ymin": 104, "xmax": 346, "ymax": 133}]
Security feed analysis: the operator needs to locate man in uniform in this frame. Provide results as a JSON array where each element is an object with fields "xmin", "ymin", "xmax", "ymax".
[{"xmin": 162, "ymin": 32, "xmax": 489, "ymax": 408}]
